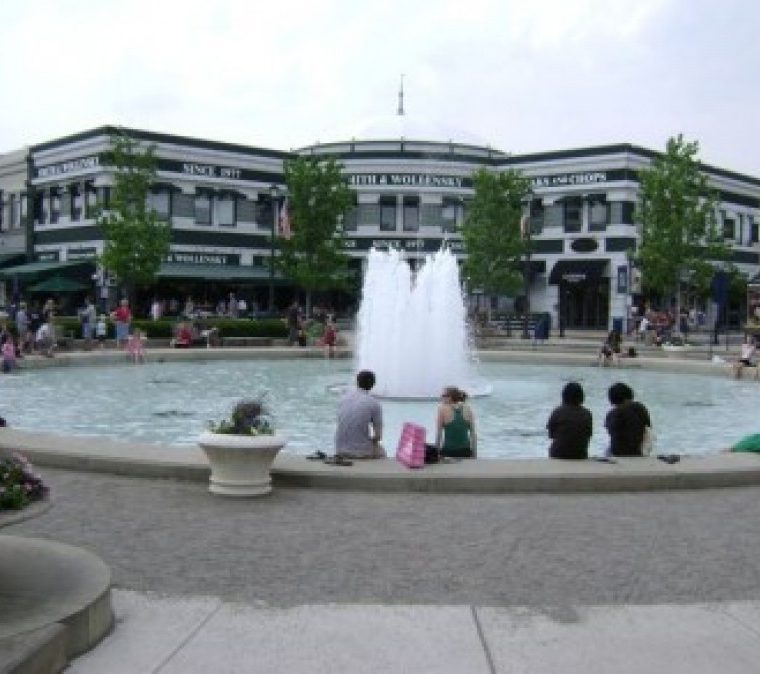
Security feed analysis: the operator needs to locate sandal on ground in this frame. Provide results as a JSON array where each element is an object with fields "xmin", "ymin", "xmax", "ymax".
[
  {"xmin": 323, "ymin": 455, "xmax": 353, "ymax": 467},
  {"xmin": 306, "ymin": 451, "xmax": 327, "ymax": 461}
]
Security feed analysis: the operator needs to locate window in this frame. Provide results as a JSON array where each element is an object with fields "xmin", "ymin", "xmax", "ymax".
[
  {"xmin": 441, "ymin": 197, "xmax": 459, "ymax": 233},
  {"xmin": 11, "ymin": 195, "xmax": 21, "ymax": 228},
  {"xmin": 403, "ymin": 196, "xmax": 419, "ymax": 231},
  {"xmin": 751, "ymin": 215, "xmax": 758, "ymax": 243},
  {"xmin": 563, "ymin": 196, "xmax": 582, "ymax": 232},
  {"xmin": 50, "ymin": 189, "xmax": 60, "ymax": 224},
  {"xmin": 84, "ymin": 185, "xmax": 97, "ymax": 219},
  {"xmin": 357, "ymin": 203, "xmax": 380, "ymax": 226},
  {"xmin": 33, "ymin": 193, "xmax": 45, "ymax": 224},
  {"xmin": 588, "ymin": 195, "xmax": 607, "ymax": 231},
  {"xmin": 149, "ymin": 189, "xmax": 171, "ymax": 220},
  {"xmin": 722, "ymin": 212, "xmax": 736, "ymax": 240},
  {"xmin": 96, "ymin": 186, "xmax": 111, "ymax": 210},
  {"xmin": 60, "ymin": 188, "xmax": 72, "ymax": 219},
  {"xmin": 215, "ymin": 194, "xmax": 235, "ymax": 226},
  {"xmin": 236, "ymin": 197, "xmax": 256, "ymax": 223},
  {"xmin": 71, "ymin": 185, "xmax": 83, "ymax": 220},
  {"xmin": 609, "ymin": 201, "xmax": 635, "ymax": 225},
  {"xmin": 343, "ymin": 197, "xmax": 358, "ymax": 232},
  {"xmin": 172, "ymin": 193, "xmax": 194, "ymax": 218},
  {"xmin": 529, "ymin": 198, "xmax": 544, "ymax": 234},
  {"xmin": 195, "ymin": 191, "xmax": 212, "ymax": 225},
  {"xmin": 380, "ymin": 196, "xmax": 396, "ymax": 231},
  {"xmin": 544, "ymin": 203, "xmax": 563, "ymax": 228}
]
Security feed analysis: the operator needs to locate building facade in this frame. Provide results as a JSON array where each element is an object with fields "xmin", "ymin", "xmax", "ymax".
[{"xmin": 0, "ymin": 125, "xmax": 758, "ymax": 328}]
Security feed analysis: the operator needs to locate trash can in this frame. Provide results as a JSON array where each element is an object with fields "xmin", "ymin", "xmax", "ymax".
[{"xmin": 612, "ymin": 317, "xmax": 623, "ymax": 334}]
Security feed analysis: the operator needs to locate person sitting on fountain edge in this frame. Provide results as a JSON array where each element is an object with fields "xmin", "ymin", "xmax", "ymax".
[
  {"xmin": 546, "ymin": 382, "xmax": 593, "ymax": 460},
  {"xmin": 435, "ymin": 386, "xmax": 477, "ymax": 458},
  {"xmin": 605, "ymin": 382, "xmax": 652, "ymax": 457},
  {"xmin": 335, "ymin": 369, "xmax": 385, "ymax": 459}
]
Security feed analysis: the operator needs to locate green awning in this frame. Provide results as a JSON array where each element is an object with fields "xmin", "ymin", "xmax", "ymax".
[
  {"xmin": 0, "ymin": 260, "xmax": 93, "ymax": 279},
  {"xmin": 156, "ymin": 263, "xmax": 284, "ymax": 282},
  {"xmin": 0, "ymin": 253, "xmax": 26, "ymax": 268}
]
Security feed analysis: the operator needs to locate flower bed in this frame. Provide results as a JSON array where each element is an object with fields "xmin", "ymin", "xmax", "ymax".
[{"xmin": 1, "ymin": 453, "xmax": 48, "ymax": 510}]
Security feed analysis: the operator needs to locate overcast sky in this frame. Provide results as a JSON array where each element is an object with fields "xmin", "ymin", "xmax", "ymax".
[{"xmin": 1, "ymin": 0, "xmax": 758, "ymax": 175}]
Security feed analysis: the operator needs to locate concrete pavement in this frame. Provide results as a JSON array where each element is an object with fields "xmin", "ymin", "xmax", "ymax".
[
  {"xmin": 68, "ymin": 591, "xmax": 760, "ymax": 673},
  {"xmin": 8, "ymin": 466, "xmax": 760, "ymax": 672}
]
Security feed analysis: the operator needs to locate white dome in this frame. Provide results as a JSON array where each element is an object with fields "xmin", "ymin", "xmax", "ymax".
[{"xmin": 341, "ymin": 113, "xmax": 492, "ymax": 148}]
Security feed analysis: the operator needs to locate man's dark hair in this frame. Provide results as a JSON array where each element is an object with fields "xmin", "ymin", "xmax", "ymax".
[
  {"xmin": 608, "ymin": 382, "xmax": 634, "ymax": 406},
  {"xmin": 562, "ymin": 382, "xmax": 584, "ymax": 406},
  {"xmin": 356, "ymin": 370, "xmax": 376, "ymax": 391}
]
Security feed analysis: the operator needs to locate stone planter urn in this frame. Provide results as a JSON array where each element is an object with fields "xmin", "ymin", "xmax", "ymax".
[{"xmin": 197, "ymin": 431, "xmax": 288, "ymax": 497}]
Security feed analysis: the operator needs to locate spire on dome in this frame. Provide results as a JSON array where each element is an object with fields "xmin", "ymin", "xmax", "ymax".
[{"xmin": 397, "ymin": 74, "xmax": 405, "ymax": 116}]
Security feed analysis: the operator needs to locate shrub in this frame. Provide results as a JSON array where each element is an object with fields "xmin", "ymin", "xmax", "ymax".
[{"xmin": 0, "ymin": 453, "xmax": 48, "ymax": 510}]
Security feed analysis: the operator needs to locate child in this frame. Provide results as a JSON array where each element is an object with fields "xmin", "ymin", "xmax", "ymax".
[
  {"xmin": 95, "ymin": 314, "xmax": 107, "ymax": 349},
  {"xmin": 126, "ymin": 330, "xmax": 146, "ymax": 363}
]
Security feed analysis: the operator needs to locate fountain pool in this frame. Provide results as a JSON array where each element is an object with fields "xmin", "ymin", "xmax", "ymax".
[{"xmin": 3, "ymin": 358, "xmax": 753, "ymax": 457}]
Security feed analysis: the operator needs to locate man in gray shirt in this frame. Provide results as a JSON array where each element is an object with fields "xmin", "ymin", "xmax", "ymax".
[{"xmin": 335, "ymin": 370, "xmax": 385, "ymax": 459}]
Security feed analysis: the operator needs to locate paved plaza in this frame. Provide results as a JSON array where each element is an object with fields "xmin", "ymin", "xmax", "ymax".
[{"xmin": 6, "ymin": 467, "xmax": 760, "ymax": 671}]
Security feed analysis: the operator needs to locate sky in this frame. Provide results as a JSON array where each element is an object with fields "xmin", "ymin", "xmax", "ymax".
[{"xmin": 1, "ymin": 0, "xmax": 759, "ymax": 175}]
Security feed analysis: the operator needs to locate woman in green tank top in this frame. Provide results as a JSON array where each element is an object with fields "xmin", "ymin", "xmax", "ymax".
[{"xmin": 435, "ymin": 386, "xmax": 477, "ymax": 458}]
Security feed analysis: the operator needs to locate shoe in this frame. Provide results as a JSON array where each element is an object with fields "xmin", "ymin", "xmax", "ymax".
[
  {"xmin": 657, "ymin": 454, "xmax": 680, "ymax": 464},
  {"xmin": 306, "ymin": 451, "xmax": 327, "ymax": 461}
]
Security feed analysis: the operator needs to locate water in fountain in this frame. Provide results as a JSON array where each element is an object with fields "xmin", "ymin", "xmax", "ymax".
[{"xmin": 354, "ymin": 247, "xmax": 487, "ymax": 398}]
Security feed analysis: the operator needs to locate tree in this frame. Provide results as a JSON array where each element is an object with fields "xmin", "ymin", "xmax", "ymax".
[
  {"xmin": 460, "ymin": 167, "xmax": 532, "ymax": 321},
  {"xmin": 637, "ymin": 134, "xmax": 727, "ymax": 325},
  {"xmin": 97, "ymin": 132, "xmax": 171, "ymax": 303},
  {"xmin": 280, "ymin": 156, "xmax": 354, "ymax": 314}
]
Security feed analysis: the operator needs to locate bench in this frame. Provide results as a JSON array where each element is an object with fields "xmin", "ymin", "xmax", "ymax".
[{"xmin": 221, "ymin": 336, "xmax": 273, "ymax": 348}]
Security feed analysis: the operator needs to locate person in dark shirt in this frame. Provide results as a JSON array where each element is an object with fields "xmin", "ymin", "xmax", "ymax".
[
  {"xmin": 546, "ymin": 382, "xmax": 593, "ymax": 460},
  {"xmin": 605, "ymin": 382, "xmax": 651, "ymax": 456}
]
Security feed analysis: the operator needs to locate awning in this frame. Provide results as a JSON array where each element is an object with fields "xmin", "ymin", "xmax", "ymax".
[
  {"xmin": 549, "ymin": 259, "xmax": 608, "ymax": 285},
  {"xmin": 156, "ymin": 263, "xmax": 285, "ymax": 282},
  {"xmin": 0, "ymin": 253, "xmax": 26, "ymax": 268},
  {"xmin": 0, "ymin": 260, "xmax": 94, "ymax": 279}
]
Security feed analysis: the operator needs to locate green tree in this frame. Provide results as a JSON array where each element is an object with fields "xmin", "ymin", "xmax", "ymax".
[
  {"xmin": 280, "ymin": 156, "xmax": 354, "ymax": 314},
  {"xmin": 460, "ymin": 167, "xmax": 532, "ymax": 320},
  {"xmin": 97, "ymin": 132, "xmax": 171, "ymax": 302},
  {"xmin": 637, "ymin": 134, "xmax": 727, "ymax": 324}
]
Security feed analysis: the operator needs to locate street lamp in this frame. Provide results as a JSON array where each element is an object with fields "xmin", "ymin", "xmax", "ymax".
[{"xmin": 268, "ymin": 184, "xmax": 280, "ymax": 314}]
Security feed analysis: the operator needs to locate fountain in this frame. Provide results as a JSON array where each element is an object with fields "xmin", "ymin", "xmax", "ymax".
[{"xmin": 353, "ymin": 247, "xmax": 488, "ymax": 399}]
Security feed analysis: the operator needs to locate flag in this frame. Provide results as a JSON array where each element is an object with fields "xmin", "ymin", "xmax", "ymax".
[{"xmin": 279, "ymin": 199, "xmax": 292, "ymax": 239}]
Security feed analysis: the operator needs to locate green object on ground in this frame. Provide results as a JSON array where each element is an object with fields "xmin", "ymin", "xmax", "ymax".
[{"xmin": 731, "ymin": 434, "xmax": 760, "ymax": 453}]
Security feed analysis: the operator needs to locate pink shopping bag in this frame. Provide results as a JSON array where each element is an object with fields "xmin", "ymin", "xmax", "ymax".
[{"xmin": 396, "ymin": 422, "xmax": 426, "ymax": 469}]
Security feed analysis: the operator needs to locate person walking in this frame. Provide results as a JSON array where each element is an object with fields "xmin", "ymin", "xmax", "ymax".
[{"xmin": 111, "ymin": 298, "xmax": 132, "ymax": 349}]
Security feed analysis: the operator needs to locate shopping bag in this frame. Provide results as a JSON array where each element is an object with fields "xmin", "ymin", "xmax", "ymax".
[{"xmin": 396, "ymin": 422, "xmax": 426, "ymax": 469}]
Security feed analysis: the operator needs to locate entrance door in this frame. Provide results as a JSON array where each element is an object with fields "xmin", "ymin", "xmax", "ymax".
[{"xmin": 560, "ymin": 279, "xmax": 609, "ymax": 329}]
